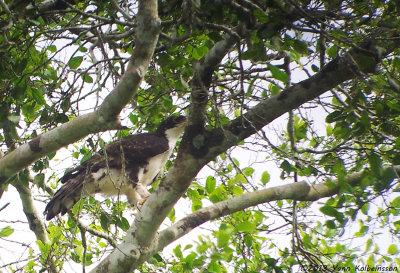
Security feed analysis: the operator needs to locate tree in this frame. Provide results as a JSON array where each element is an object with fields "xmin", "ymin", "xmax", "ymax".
[{"xmin": 0, "ymin": 0, "xmax": 400, "ymax": 272}]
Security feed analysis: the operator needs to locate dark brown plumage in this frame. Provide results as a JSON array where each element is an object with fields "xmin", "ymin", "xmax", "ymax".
[{"xmin": 44, "ymin": 115, "xmax": 186, "ymax": 220}]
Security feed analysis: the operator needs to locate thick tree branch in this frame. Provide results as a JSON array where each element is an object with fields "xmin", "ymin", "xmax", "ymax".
[
  {"xmin": 187, "ymin": 25, "xmax": 246, "ymax": 129},
  {"xmin": 0, "ymin": 0, "xmax": 161, "ymax": 189},
  {"xmin": 13, "ymin": 180, "xmax": 58, "ymax": 273},
  {"xmin": 156, "ymin": 165, "xmax": 400, "ymax": 251},
  {"xmin": 203, "ymin": 33, "xmax": 400, "ymax": 164}
]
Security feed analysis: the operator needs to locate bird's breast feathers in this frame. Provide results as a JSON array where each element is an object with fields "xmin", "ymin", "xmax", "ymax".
[
  {"xmin": 82, "ymin": 149, "xmax": 172, "ymax": 202},
  {"xmin": 137, "ymin": 150, "xmax": 171, "ymax": 187}
]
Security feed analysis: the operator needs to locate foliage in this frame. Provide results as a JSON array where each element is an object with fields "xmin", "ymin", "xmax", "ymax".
[{"xmin": 0, "ymin": 0, "xmax": 400, "ymax": 272}]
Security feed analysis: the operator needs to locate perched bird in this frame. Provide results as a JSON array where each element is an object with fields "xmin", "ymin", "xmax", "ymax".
[{"xmin": 44, "ymin": 115, "xmax": 186, "ymax": 220}]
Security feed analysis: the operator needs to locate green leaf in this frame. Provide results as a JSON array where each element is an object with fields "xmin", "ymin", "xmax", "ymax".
[
  {"xmin": 232, "ymin": 185, "xmax": 243, "ymax": 196},
  {"xmin": 267, "ymin": 63, "xmax": 289, "ymax": 83},
  {"xmin": 368, "ymin": 153, "xmax": 382, "ymax": 177},
  {"xmin": 36, "ymin": 240, "xmax": 50, "ymax": 255},
  {"xmin": 184, "ymin": 252, "xmax": 197, "ymax": 266},
  {"xmin": 361, "ymin": 203, "xmax": 369, "ymax": 215},
  {"xmin": 78, "ymin": 46, "xmax": 88, "ymax": 52},
  {"xmin": 61, "ymin": 98, "xmax": 71, "ymax": 112},
  {"xmin": 82, "ymin": 74, "xmax": 93, "ymax": 83},
  {"xmin": 31, "ymin": 88, "xmax": 47, "ymax": 106},
  {"xmin": 192, "ymin": 46, "xmax": 208, "ymax": 60},
  {"xmin": 0, "ymin": 226, "xmax": 14, "ymax": 237},
  {"xmin": 48, "ymin": 225, "xmax": 62, "ymax": 244},
  {"xmin": 387, "ymin": 244, "xmax": 398, "ymax": 255},
  {"xmin": 33, "ymin": 173, "xmax": 45, "ymax": 189},
  {"xmin": 75, "ymin": 245, "xmax": 84, "ymax": 258},
  {"xmin": 327, "ymin": 45, "xmax": 339, "ymax": 58},
  {"xmin": 391, "ymin": 196, "xmax": 400, "ymax": 208},
  {"xmin": 241, "ymin": 50, "xmax": 259, "ymax": 60},
  {"xmin": 47, "ymin": 45, "xmax": 57, "ymax": 53},
  {"xmin": 230, "ymin": 174, "xmax": 246, "ymax": 185},
  {"xmin": 270, "ymin": 84, "xmax": 281, "ymax": 96},
  {"xmin": 260, "ymin": 171, "xmax": 270, "ymax": 184},
  {"xmin": 320, "ymin": 205, "xmax": 339, "ymax": 217},
  {"xmin": 117, "ymin": 217, "xmax": 130, "ymax": 231},
  {"xmin": 15, "ymin": 58, "xmax": 28, "ymax": 74},
  {"xmin": 394, "ymin": 220, "xmax": 400, "ymax": 231},
  {"xmin": 116, "ymin": 24, "xmax": 125, "ymax": 33},
  {"xmin": 325, "ymin": 220, "xmax": 336, "ymax": 229},
  {"xmin": 326, "ymin": 110, "xmax": 344, "ymax": 123},
  {"xmin": 242, "ymin": 167, "xmax": 254, "ymax": 177},
  {"xmin": 253, "ymin": 9, "xmax": 269, "ymax": 23},
  {"xmin": 365, "ymin": 238, "xmax": 373, "ymax": 252},
  {"xmin": 236, "ymin": 221, "xmax": 256, "ymax": 232},
  {"xmin": 206, "ymin": 176, "xmax": 216, "ymax": 194},
  {"xmin": 173, "ymin": 244, "xmax": 183, "ymax": 259},
  {"xmin": 243, "ymin": 234, "xmax": 253, "ymax": 247},
  {"xmin": 208, "ymin": 260, "xmax": 221, "ymax": 272},
  {"xmin": 167, "ymin": 207, "xmax": 176, "ymax": 223},
  {"xmin": 280, "ymin": 160, "xmax": 293, "ymax": 174},
  {"xmin": 386, "ymin": 100, "xmax": 400, "ymax": 112},
  {"xmin": 217, "ymin": 230, "xmax": 231, "ymax": 248},
  {"xmin": 69, "ymin": 56, "xmax": 83, "ymax": 69},
  {"xmin": 187, "ymin": 188, "xmax": 201, "ymax": 202},
  {"xmin": 354, "ymin": 223, "xmax": 368, "ymax": 237},
  {"xmin": 72, "ymin": 199, "xmax": 84, "ymax": 217},
  {"xmin": 100, "ymin": 213, "xmax": 109, "ymax": 231},
  {"xmin": 293, "ymin": 40, "xmax": 309, "ymax": 55}
]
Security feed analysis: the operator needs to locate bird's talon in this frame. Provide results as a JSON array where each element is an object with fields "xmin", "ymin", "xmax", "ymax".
[{"xmin": 138, "ymin": 196, "xmax": 149, "ymax": 208}]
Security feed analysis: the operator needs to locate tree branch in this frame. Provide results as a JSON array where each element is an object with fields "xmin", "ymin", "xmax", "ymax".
[
  {"xmin": 187, "ymin": 24, "xmax": 246, "ymax": 129},
  {"xmin": 203, "ymin": 32, "xmax": 400, "ymax": 164},
  {"xmin": 13, "ymin": 180, "xmax": 58, "ymax": 273},
  {"xmin": 156, "ymin": 165, "xmax": 400, "ymax": 251}
]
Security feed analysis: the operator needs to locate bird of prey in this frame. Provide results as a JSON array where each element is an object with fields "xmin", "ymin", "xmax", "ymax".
[{"xmin": 44, "ymin": 115, "xmax": 186, "ymax": 220}]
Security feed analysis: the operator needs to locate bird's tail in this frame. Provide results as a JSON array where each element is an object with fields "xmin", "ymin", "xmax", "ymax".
[{"xmin": 44, "ymin": 177, "xmax": 85, "ymax": 220}]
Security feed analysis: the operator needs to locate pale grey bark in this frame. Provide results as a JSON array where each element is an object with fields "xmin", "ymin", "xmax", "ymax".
[{"xmin": 157, "ymin": 165, "xmax": 400, "ymax": 249}]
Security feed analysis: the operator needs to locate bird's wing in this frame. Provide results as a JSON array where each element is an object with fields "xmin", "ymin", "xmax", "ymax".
[
  {"xmin": 105, "ymin": 133, "xmax": 170, "ymax": 164},
  {"xmin": 44, "ymin": 153, "xmax": 106, "ymax": 220},
  {"xmin": 44, "ymin": 172, "xmax": 86, "ymax": 220}
]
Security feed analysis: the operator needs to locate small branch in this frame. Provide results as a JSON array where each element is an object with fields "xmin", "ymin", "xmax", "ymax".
[
  {"xmin": 67, "ymin": 211, "xmax": 117, "ymax": 248},
  {"xmin": 80, "ymin": 227, "xmax": 87, "ymax": 273},
  {"xmin": 0, "ymin": 202, "xmax": 9, "ymax": 212}
]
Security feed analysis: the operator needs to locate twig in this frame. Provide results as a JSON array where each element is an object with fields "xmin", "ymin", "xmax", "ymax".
[{"xmin": 0, "ymin": 202, "xmax": 10, "ymax": 212}]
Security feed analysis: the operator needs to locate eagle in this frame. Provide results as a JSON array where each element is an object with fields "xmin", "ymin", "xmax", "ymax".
[{"xmin": 44, "ymin": 115, "xmax": 186, "ymax": 220}]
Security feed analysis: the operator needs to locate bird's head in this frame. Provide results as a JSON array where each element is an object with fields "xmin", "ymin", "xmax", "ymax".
[{"xmin": 156, "ymin": 115, "xmax": 187, "ymax": 138}]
